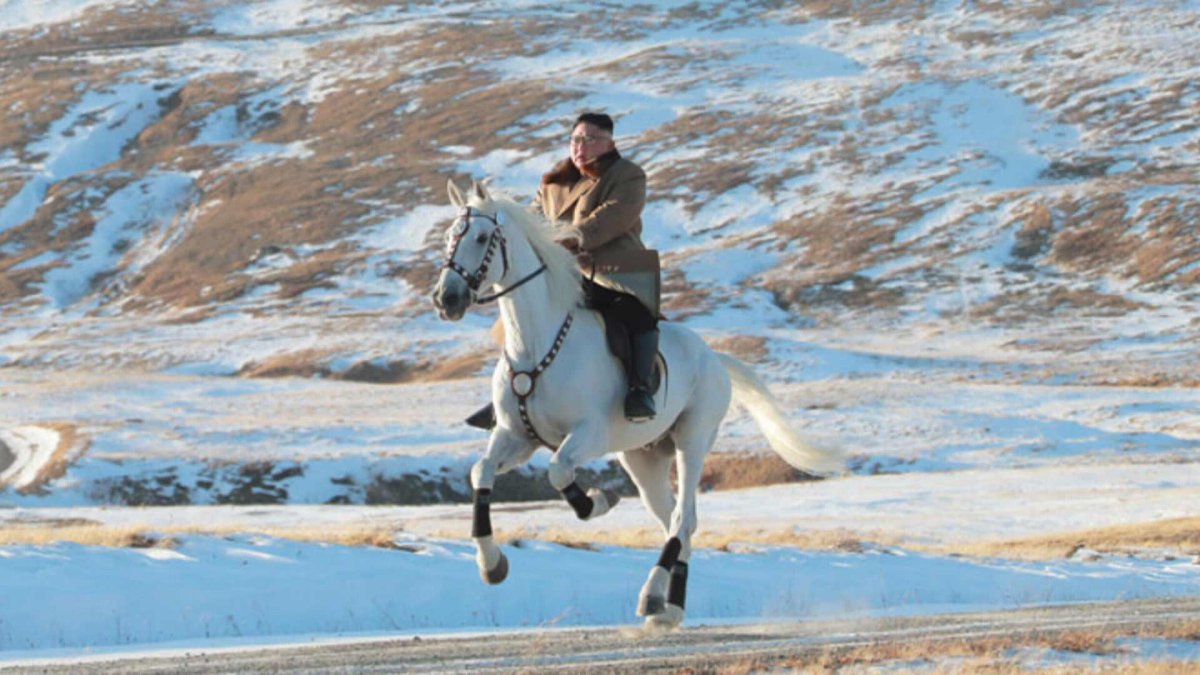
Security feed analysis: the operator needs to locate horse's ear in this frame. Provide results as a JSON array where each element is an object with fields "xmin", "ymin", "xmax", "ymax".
[
  {"xmin": 471, "ymin": 180, "xmax": 491, "ymax": 203},
  {"xmin": 447, "ymin": 179, "xmax": 465, "ymax": 208}
]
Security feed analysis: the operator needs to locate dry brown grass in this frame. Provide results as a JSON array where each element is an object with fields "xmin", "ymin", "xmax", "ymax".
[
  {"xmin": 805, "ymin": 630, "xmax": 1118, "ymax": 668},
  {"xmin": 705, "ymin": 335, "xmax": 769, "ymax": 363},
  {"xmin": 2, "ymin": 11, "xmax": 578, "ymax": 313},
  {"xmin": 1010, "ymin": 199, "xmax": 1055, "ymax": 261},
  {"xmin": 1096, "ymin": 372, "xmax": 1200, "ymax": 388},
  {"xmin": 464, "ymin": 525, "xmax": 896, "ymax": 555},
  {"xmin": 928, "ymin": 516, "xmax": 1200, "ymax": 561},
  {"xmin": 426, "ymin": 515, "xmax": 1200, "ymax": 564},
  {"xmin": 0, "ymin": 524, "xmax": 176, "ymax": 549},
  {"xmin": 974, "ymin": 285, "xmax": 1145, "ymax": 324},
  {"xmin": 661, "ymin": 265, "xmax": 713, "ymax": 319},
  {"xmin": 700, "ymin": 451, "xmax": 817, "ymax": 490},
  {"xmin": 408, "ymin": 351, "xmax": 492, "ymax": 382},
  {"xmin": 0, "ymin": 0, "xmax": 1195, "ymax": 347},
  {"xmin": 0, "ymin": 522, "xmax": 403, "ymax": 549},
  {"xmin": 238, "ymin": 349, "xmax": 488, "ymax": 383},
  {"xmin": 721, "ymin": 620, "xmax": 1200, "ymax": 674},
  {"xmin": 794, "ymin": 0, "xmax": 936, "ymax": 22},
  {"xmin": 238, "ymin": 349, "xmax": 333, "ymax": 379},
  {"xmin": 1130, "ymin": 197, "xmax": 1200, "ymax": 285}
]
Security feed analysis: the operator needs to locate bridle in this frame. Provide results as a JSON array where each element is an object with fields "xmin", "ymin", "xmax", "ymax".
[
  {"xmin": 441, "ymin": 204, "xmax": 572, "ymax": 448},
  {"xmin": 442, "ymin": 206, "xmax": 546, "ymax": 304}
]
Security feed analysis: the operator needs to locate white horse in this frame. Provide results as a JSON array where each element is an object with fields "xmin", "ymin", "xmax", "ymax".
[{"xmin": 431, "ymin": 180, "xmax": 842, "ymax": 629}]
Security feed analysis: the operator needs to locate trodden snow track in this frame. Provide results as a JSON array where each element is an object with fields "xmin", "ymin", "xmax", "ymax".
[{"xmin": 4, "ymin": 596, "xmax": 1198, "ymax": 673}]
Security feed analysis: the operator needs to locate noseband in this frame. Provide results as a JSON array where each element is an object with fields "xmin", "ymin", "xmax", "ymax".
[{"xmin": 442, "ymin": 206, "xmax": 547, "ymax": 304}]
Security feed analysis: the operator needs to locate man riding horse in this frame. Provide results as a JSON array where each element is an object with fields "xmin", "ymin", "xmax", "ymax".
[{"xmin": 467, "ymin": 111, "xmax": 660, "ymax": 428}]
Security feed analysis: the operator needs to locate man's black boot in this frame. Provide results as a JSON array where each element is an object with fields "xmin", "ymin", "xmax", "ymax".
[
  {"xmin": 625, "ymin": 329, "xmax": 658, "ymax": 422},
  {"xmin": 466, "ymin": 403, "xmax": 496, "ymax": 430}
]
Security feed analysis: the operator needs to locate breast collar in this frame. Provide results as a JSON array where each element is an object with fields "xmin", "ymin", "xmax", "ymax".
[{"xmin": 505, "ymin": 312, "xmax": 573, "ymax": 449}]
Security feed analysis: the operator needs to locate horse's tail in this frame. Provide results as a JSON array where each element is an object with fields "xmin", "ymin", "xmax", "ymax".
[{"xmin": 717, "ymin": 353, "xmax": 844, "ymax": 475}]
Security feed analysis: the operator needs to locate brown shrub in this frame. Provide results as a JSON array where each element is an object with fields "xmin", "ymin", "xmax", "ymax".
[
  {"xmin": 239, "ymin": 350, "xmax": 490, "ymax": 383},
  {"xmin": 705, "ymin": 335, "xmax": 769, "ymax": 363},
  {"xmin": 938, "ymin": 516, "xmax": 1200, "ymax": 560},
  {"xmin": 700, "ymin": 452, "xmax": 818, "ymax": 491}
]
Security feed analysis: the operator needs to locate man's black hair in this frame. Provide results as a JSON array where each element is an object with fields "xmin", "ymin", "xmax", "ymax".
[{"xmin": 575, "ymin": 112, "xmax": 614, "ymax": 133}]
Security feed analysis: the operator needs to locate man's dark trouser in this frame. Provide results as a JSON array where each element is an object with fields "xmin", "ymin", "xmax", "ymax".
[{"xmin": 582, "ymin": 279, "xmax": 658, "ymax": 421}]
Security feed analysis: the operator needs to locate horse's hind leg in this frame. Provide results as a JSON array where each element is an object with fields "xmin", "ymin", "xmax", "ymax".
[
  {"xmin": 619, "ymin": 439, "xmax": 675, "ymax": 530},
  {"xmin": 470, "ymin": 430, "xmax": 537, "ymax": 585},
  {"xmin": 620, "ymin": 441, "xmax": 677, "ymax": 616},
  {"xmin": 645, "ymin": 419, "xmax": 720, "ymax": 630}
]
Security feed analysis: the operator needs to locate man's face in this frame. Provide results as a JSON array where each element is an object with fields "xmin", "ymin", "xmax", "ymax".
[{"xmin": 570, "ymin": 122, "xmax": 614, "ymax": 171}]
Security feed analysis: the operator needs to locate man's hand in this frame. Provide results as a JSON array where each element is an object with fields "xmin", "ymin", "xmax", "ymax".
[
  {"xmin": 556, "ymin": 237, "xmax": 582, "ymax": 254},
  {"xmin": 556, "ymin": 236, "xmax": 591, "ymax": 268}
]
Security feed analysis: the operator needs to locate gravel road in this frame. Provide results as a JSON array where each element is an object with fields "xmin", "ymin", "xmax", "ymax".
[{"xmin": 5, "ymin": 596, "xmax": 1197, "ymax": 674}]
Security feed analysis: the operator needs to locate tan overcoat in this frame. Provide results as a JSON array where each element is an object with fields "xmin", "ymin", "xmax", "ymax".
[
  {"xmin": 535, "ymin": 150, "xmax": 647, "ymax": 262},
  {"xmin": 535, "ymin": 151, "xmax": 658, "ymax": 312}
]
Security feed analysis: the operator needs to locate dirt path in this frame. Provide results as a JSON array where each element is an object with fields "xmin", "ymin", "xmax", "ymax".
[{"xmin": 5, "ymin": 596, "xmax": 1197, "ymax": 673}]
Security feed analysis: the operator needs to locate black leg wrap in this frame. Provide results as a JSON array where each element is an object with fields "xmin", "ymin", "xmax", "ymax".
[
  {"xmin": 471, "ymin": 489, "xmax": 493, "ymax": 538},
  {"xmin": 656, "ymin": 537, "xmax": 682, "ymax": 571},
  {"xmin": 561, "ymin": 482, "xmax": 594, "ymax": 520},
  {"xmin": 667, "ymin": 561, "xmax": 688, "ymax": 610}
]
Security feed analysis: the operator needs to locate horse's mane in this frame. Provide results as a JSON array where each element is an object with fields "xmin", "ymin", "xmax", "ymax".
[{"xmin": 471, "ymin": 191, "xmax": 582, "ymax": 316}]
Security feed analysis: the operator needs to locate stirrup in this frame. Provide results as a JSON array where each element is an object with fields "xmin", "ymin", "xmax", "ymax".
[
  {"xmin": 466, "ymin": 403, "xmax": 496, "ymax": 430},
  {"xmin": 624, "ymin": 389, "xmax": 656, "ymax": 422}
]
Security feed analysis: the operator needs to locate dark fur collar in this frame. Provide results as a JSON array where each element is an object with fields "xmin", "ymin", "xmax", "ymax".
[{"xmin": 541, "ymin": 149, "xmax": 622, "ymax": 185}]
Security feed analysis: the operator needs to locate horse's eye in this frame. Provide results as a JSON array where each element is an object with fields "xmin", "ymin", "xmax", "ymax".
[{"xmin": 475, "ymin": 232, "xmax": 489, "ymax": 244}]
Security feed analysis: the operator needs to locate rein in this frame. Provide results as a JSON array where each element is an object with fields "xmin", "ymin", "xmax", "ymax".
[{"xmin": 475, "ymin": 264, "xmax": 546, "ymax": 304}]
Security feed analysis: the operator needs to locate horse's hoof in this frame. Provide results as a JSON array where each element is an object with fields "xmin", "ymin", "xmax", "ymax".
[
  {"xmin": 644, "ymin": 604, "xmax": 684, "ymax": 631},
  {"xmin": 637, "ymin": 594, "xmax": 665, "ymax": 617},
  {"xmin": 585, "ymin": 488, "xmax": 620, "ymax": 519},
  {"xmin": 598, "ymin": 488, "xmax": 620, "ymax": 512},
  {"xmin": 480, "ymin": 551, "xmax": 509, "ymax": 585}
]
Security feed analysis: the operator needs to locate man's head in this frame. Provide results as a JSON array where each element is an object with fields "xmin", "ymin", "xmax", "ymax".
[{"xmin": 570, "ymin": 112, "xmax": 615, "ymax": 172}]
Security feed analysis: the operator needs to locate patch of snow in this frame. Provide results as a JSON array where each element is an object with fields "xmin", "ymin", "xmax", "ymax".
[
  {"xmin": 0, "ymin": 427, "xmax": 62, "ymax": 491},
  {"xmin": 1, "ymin": 82, "xmax": 177, "ymax": 235},
  {"xmin": 681, "ymin": 246, "xmax": 779, "ymax": 287},
  {"xmin": 0, "ymin": 0, "xmax": 144, "ymax": 34},
  {"xmin": 206, "ymin": 1, "xmax": 354, "ymax": 37},
  {"xmin": 353, "ymin": 204, "xmax": 446, "ymax": 253},
  {"xmin": 0, "ymin": 533, "xmax": 1195, "ymax": 652},
  {"xmin": 39, "ymin": 172, "xmax": 197, "ymax": 309}
]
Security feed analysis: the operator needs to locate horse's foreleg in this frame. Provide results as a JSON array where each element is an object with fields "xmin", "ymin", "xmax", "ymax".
[
  {"xmin": 645, "ymin": 425, "xmax": 716, "ymax": 630},
  {"xmin": 548, "ymin": 423, "xmax": 618, "ymax": 521},
  {"xmin": 471, "ymin": 430, "xmax": 536, "ymax": 585}
]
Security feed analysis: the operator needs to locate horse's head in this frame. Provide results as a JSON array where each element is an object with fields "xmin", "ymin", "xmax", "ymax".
[{"xmin": 432, "ymin": 179, "xmax": 508, "ymax": 321}]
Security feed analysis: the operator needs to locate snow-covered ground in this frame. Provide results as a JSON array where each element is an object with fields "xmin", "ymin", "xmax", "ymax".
[
  {"xmin": 0, "ymin": 505, "xmax": 1198, "ymax": 654},
  {"xmin": 1, "ymin": 367, "xmax": 1198, "ymax": 657}
]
